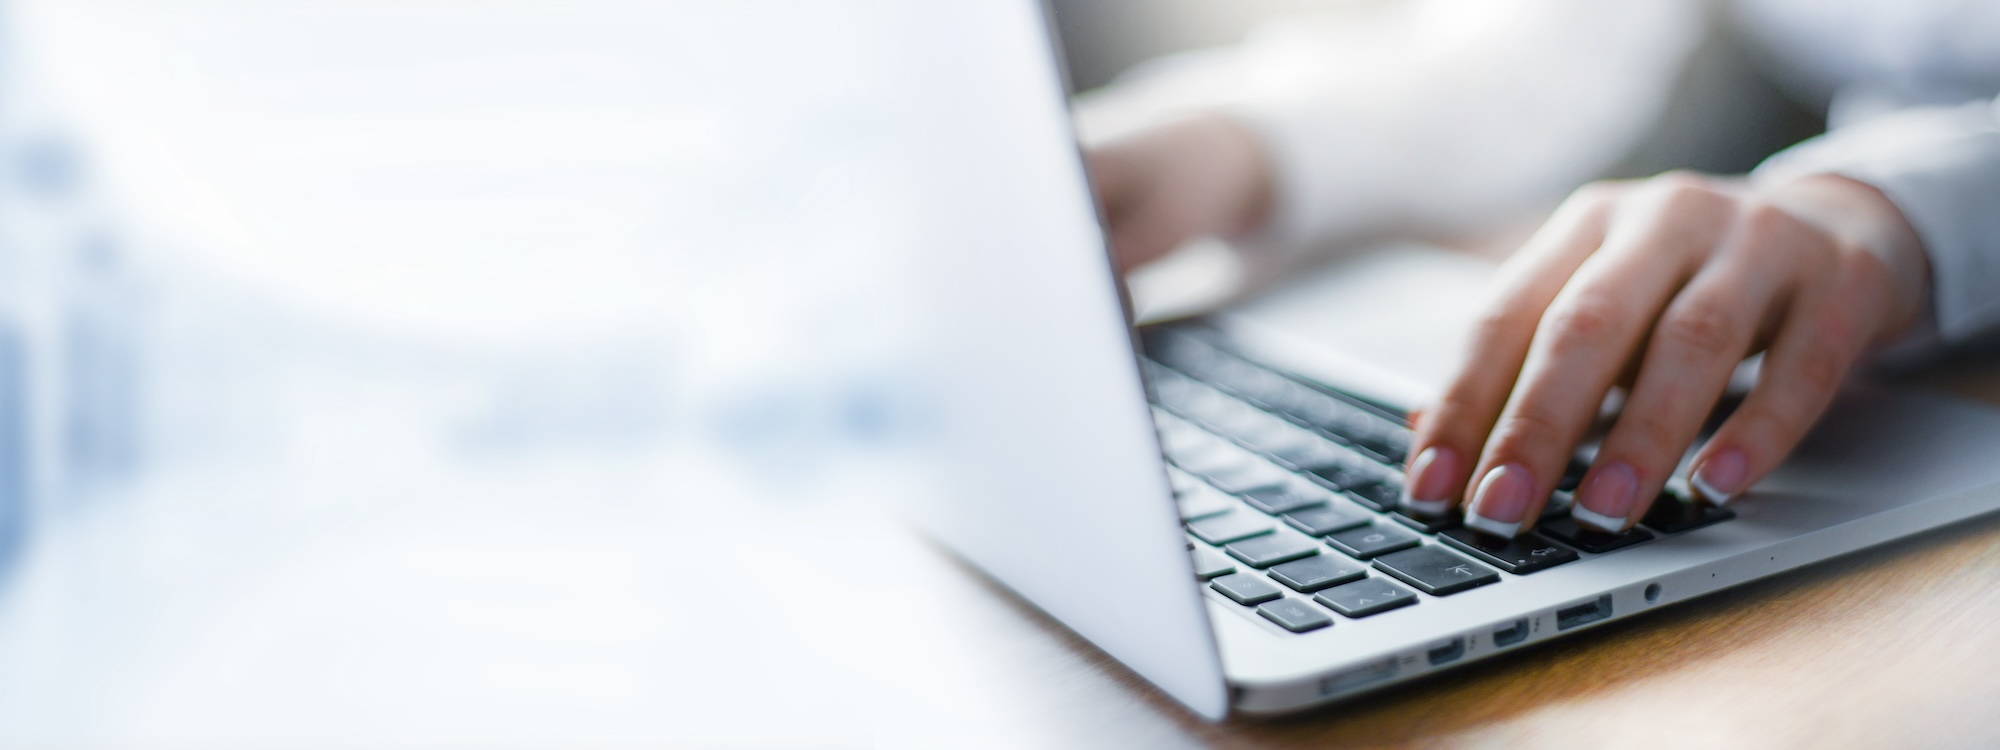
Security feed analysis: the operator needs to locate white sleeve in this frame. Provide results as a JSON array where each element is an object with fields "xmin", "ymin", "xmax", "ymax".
[
  {"xmin": 1753, "ymin": 97, "xmax": 2000, "ymax": 345},
  {"xmin": 1075, "ymin": 0, "xmax": 1710, "ymax": 256}
]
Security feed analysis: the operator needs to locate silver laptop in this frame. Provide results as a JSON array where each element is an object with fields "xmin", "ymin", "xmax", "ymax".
[{"xmin": 901, "ymin": 0, "xmax": 2000, "ymax": 719}]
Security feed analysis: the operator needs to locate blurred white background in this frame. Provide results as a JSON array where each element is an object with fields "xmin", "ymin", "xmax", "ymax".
[{"xmin": 0, "ymin": 2, "xmax": 1043, "ymax": 747}]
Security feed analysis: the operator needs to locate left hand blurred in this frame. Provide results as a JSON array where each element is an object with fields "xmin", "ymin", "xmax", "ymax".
[
  {"xmin": 1399, "ymin": 171, "xmax": 1930, "ymax": 537},
  {"xmin": 1085, "ymin": 112, "xmax": 1274, "ymax": 271}
]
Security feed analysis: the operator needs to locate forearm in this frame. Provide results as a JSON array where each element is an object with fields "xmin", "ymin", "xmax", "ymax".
[{"xmin": 1754, "ymin": 96, "xmax": 2000, "ymax": 347}]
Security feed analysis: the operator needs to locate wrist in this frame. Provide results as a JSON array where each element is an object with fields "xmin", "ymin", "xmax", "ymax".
[{"xmin": 1759, "ymin": 174, "xmax": 1931, "ymax": 342}]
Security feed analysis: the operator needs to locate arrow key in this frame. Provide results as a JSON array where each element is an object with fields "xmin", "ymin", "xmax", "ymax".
[
  {"xmin": 1210, "ymin": 572, "xmax": 1284, "ymax": 606},
  {"xmin": 1257, "ymin": 598, "xmax": 1334, "ymax": 633},
  {"xmin": 1313, "ymin": 577, "xmax": 1419, "ymax": 618}
]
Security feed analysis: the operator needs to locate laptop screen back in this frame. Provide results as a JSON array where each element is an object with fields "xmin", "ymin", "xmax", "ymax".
[{"xmin": 887, "ymin": 0, "xmax": 1230, "ymax": 720}]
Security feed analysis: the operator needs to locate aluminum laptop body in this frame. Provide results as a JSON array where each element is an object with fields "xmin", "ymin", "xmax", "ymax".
[{"xmin": 903, "ymin": 0, "xmax": 2000, "ymax": 719}]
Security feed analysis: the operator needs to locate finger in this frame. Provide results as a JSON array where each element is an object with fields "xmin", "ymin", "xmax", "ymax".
[
  {"xmin": 1464, "ymin": 176, "xmax": 1734, "ymax": 537},
  {"xmin": 1086, "ymin": 148, "xmax": 1172, "ymax": 270},
  {"xmin": 1084, "ymin": 146, "xmax": 1127, "ymax": 198},
  {"xmin": 1688, "ymin": 248, "xmax": 1892, "ymax": 504},
  {"xmin": 1571, "ymin": 205, "xmax": 1803, "ymax": 531},
  {"xmin": 1111, "ymin": 200, "xmax": 1198, "ymax": 271},
  {"xmin": 1401, "ymin": 183, "xmax": 1625, "ymax": 516}
]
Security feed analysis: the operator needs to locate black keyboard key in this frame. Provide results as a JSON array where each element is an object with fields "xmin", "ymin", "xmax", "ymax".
[
  {"xmin": 1349, "ymin": 431, "xmax": 1409, "ymax": 465},
  {"xmin": 1176, "ymin": 483, "xmax": 1235, "ymax": 521},
  {"xmin": 1371, "ymin": 546, "xmax": 1501, "ymax": 595},
  {"xmin": 1176, "ymin": 394, "xmax": 1270, "ymax": 439},
  {"xmin": 1303, "ymin": 462, "xmax": 1371, "ymax": 489},
  {"xmin": 1237, "ymin": 412, "xmax": 1325, "ymax": 445},
  {"xmin": 1191, "ymin": 547, "xmax": 1236, "ymax": 581},
  {"xmin": 1224, "ymin": 533, "xmax": 1321, "ymax": 568},
  {"xmin": 1391, "ymin": 510, "xmax": 1460, "ymax": 534},
  {"xmin": 1147, "ymin": 339, "xmax": 1292, "ymax": 407},
  {"xmin": 1265, "ymin": 438, "xmax": 1352, "ymax": 472},
  {"xmin": 1210, "ymin": 572, "xmax": 1283, "ymax": 605},
  {"xmin": 1437, "ymin": 529, "xmax": 1579, "ymax": 574},
  {"xmin": 1297, "ymin": 405, "xmax": 1379, "ymax": 440},
  {"xmin": 1539, "ymin": 516, "xmax": 1655, "ymax": 553},
  {"xmin": 1231, "ymin": 425, "xmax": 1306, "ymax": 458},
  {"xmin": 1254, "ymin": 384, "xmax": 1338, "ymax": 425},
  {"xmin": 1282, "ymin": 504, "xmax": 1371, "ymax": 536},
  {"xmin": 1313, "ymin": 577, "xmax": 1418, "ymax": 618},
  {"xmin": 1376, "ymin": 431, "xmax": 1411, "ymax": 464},
  {"xmin": 1187, "ymin": 513, "xmax": 1273, "ymax": 545},
  {"xmin": 1146, "ymin": 334, "xmax": 1407, "ymax": 432},
  {"xmin": 1166, "ymin": 443, "xmax": 1250, "ymax": 476},
  {"xmin": 1641, "ymin": 495, "xmax": 1737, "ymax": 533},
  {"xmin": 1343, "ymin": 443, "xmax": 1394, "ymax": 466},
  {"xmin": 1140, "ymin": 330, "xmax": 1205, "ymax": 362},
  {"xmin": 1343, "ymin": 479, "xmax": 1402, "ymax": 512},
  {"xmin": 1326, "ymin": 524, "xmax": 1420, "ymax": 559},
  {"xmin": 1144, "ymin": 355, "xmax": 1199, "ymax": 386},
  {"xmin": 1215, "ymin": 365, "xmax": 1304, "ymax": 413},
  {"xmin": 1199, "ymin": 408, "xmax": 1288, "ymax": 447},
  {"xmin": 1241, "ymin": 484, "xmax": 1333, "ymax": 515},
  {"xmin": 1268, "ymin": 555, "xmax": 1367, "ymax": 592},
  {"xmin": 1202, "ymin": 464, "xmax": 1292, "ymax": 495},
  {"xmin": 1257, "ymin": 598, "xmax": 1333, "ymax": 632},
  {"xmin": 1260, "ymin": 388, "xmax": 1342, "ymax": 428}
]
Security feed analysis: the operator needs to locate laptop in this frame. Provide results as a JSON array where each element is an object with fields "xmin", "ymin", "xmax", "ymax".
[{"xmin": 900, "ymin": 0, "xmax": 2000, "ymax": 720}]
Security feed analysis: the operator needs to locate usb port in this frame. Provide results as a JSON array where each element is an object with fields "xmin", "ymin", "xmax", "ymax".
[
  {"xmin": 1556, "ymin": 595, "xmax": 1614, "ymax": 631},
  {"xmin": 1426, "ymin": 638, "xmax": 1465, "ymax": 666},
  {"xmin": 1492, "ymin": 619, "xmax": 1530, "ymax": 648},
  {"xmin": 1319, "ymin": 658, "xmax": 1398, "ymax": 696}
]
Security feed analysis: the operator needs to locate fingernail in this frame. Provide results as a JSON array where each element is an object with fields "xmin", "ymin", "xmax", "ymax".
[
  {"xmin": 1401, "ymin": 446, "xmax": 1461, "ymax": 517},
  {"xmin": 1692, "ymin": 449, "xmax": 1747, "ymax": 505},
  {"xmin": 1573, "ymin": 461, "xmax": 1639, "ymax": 532},
  {"xmin": 1465, "ymin": 463, "xmax": 1534, "ymax": 538}
]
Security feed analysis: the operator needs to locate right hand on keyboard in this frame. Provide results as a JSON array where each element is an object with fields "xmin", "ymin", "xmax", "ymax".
[{"xmin": 1402, "ymin": 172, "xmax": 1929, "ymax": 537}]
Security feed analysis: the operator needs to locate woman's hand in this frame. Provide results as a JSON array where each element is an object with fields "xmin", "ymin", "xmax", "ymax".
[
  {"xmin": 1402, "ymin": 172, "xmax": 1930, "ymax": 537},
  {"xmin": 1085, "ymin": 112, "xmax": 1275, "ymax": 270}
]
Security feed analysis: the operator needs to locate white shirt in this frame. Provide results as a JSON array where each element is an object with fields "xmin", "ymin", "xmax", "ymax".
[{"xmin": 1079, "ymin": 0, "xmax": 2000, "ymax": 345}]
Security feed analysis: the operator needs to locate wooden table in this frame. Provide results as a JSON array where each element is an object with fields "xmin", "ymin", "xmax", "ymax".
[{"xmin": 901, "ymin": 350, "xmax": 2000, "ymax": 750}]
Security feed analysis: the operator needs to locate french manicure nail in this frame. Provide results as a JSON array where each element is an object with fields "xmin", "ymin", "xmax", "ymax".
[
  {"xmin": 1401, "ymin": 446, "xmax": 1461, "ymax": 517},
  {"xmin": 1573, "ymin": 461, "xmax": 1639, "ymax": 532},
  {"xmin": 1465, "ymin": 463, "xmax": 1534, "ymax": 538},
  {"xmin": 1692, "ymin": 449, "xmax": 1747, "ymax": 505}
]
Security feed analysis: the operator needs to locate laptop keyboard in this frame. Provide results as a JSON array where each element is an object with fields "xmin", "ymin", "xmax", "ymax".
[{"xmin": 1142, "ymin": 327, "xmax": 1733, "ymax": 634}]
